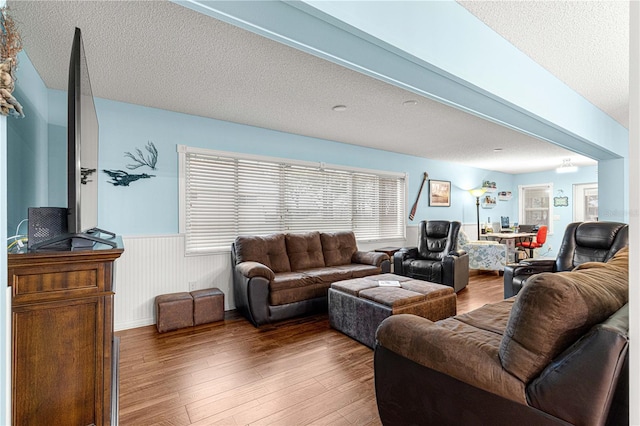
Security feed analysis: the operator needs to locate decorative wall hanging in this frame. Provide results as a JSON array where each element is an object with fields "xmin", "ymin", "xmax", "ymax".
[
  {"xmin": 428, "ymin": 179, "xmax": 451, "ymax": 207},
  {"xmin": 554, "ymin": 189, "xmax": 569, "ymax": 207},
  {"xmin": 103, "ymin": 169, "xmax": 155, "ymax": 186},
  {"xmin": 409, "ymin": 171, "xmax": 428, "ymax": 221},
  {"xmin": 482, "ymin": 180, "xmax": 497, "ymax": 192},
  {"xmin": 125, "ymin": 141, "xmax": 158, "ymax": 170},
  {"xmin": 103, "ymin": 141, "xmax": 159, "ymax": 186},
  {"xmin": 0, "ymin": 7, "xmax": 24, "ymax": 118},
  {"xmin": 498, "ymin": 191, "xmax": 512, "ymax": 201}
]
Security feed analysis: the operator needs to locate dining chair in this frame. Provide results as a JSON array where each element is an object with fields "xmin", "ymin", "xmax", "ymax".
[{"xmin": 516, "ymin": 225, "xmax": 547, "ymax": 258}]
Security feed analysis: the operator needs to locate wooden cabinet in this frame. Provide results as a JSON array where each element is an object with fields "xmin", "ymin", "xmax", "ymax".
[{"xmin": 8, "ymin": 239, "xmax": 124, "ymax": 426}]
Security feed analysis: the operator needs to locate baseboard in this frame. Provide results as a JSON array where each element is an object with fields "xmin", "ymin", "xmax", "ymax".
[
  {"xmin": 114, "ymin": 318, "xmax": 155, "ymax": 332},
  {"xmin": 469, "ymin": 269, "xmax": 502, "ymax": 276}
]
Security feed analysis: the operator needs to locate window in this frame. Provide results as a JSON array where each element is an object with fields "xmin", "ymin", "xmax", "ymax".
[
  {"xmin": 518, "ymin": 183, "xmax": 553, "ymax": 234},
  {"xmin": 573, "ymin": 183, "xmax": 598, "ymax": 221},
  {"xmin": 178, "ymin": 146, "xmax": 406, "ymax": 254}
]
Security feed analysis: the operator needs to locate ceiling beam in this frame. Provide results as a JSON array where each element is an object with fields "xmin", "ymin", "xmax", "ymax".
[{"xmin": 175, "ymin": 0, "xmax": 627, "ymax": 162}]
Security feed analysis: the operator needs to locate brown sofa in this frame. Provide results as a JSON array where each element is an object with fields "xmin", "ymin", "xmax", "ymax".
[
  {"xmin": 232, "ymin": 231, "xmax": 390, "ymax": 326},
  {"xmin": 375, "ymin": 247, "xmax": 629, "ymax": 425}
]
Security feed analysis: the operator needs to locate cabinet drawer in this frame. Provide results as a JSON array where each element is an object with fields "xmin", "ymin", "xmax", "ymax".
[{"xmin": 11, "ymin": 264, "xmax": 106, "ymax": 304}]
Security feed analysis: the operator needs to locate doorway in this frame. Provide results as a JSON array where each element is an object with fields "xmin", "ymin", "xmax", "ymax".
[{"xmin": 573, "ymin": 183, "xmax": 598, "ymax": 221}]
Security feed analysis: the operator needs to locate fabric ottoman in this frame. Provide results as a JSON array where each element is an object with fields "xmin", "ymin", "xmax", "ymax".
[{"xmin": 329, "ymin": 273, "xmax": 456, "ymax": 348}]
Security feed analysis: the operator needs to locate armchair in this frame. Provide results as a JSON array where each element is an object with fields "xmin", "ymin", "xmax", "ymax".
[
  {"xmin": 458, "ymin": 230, "xmax": 508, "ymax": 272},
  {"xmin": 504, "ymin": 221, "xmax": 628, "ymax": 298},
  {"xmin": 394, "ymin": 220, "xmax": 469, "ymax": 292}
]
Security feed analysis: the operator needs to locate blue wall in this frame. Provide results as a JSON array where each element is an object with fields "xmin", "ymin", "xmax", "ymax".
[
  {"xmin": 12, "ymin": 58, "xmax": 515, "ymax": 237},
  {"xmin": 514, "ymin": 166, "xmax": 598, "ymax": 257},
  {"xmin": 7, "ymin": 52, "xmax": 50, "ymax": 236},
  {"xmin": 92, "ymin": 94, "xmax": 515, "ymax": 235},
  {"xmin": 185, "ymin": 0, "xmax": 627, "ymax": 227},
  {"xmin": 7, "ymin": 45, "xmax": 600, "ymax": 258}
]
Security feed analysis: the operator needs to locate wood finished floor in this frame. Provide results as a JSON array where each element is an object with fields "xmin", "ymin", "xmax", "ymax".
[{"xmin": 116, "ymin": 272, "xmax": 504, "ymax": 425}]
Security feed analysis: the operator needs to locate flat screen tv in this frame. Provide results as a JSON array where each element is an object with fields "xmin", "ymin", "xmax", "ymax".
[{"xmin": 30, "ymin": 27, "xmax": 115, "ymax": 250}]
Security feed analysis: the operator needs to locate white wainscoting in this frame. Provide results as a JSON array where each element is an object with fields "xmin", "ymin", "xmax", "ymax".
[
  {"xmin": 406, "ymin": 223, "xmax": 476, "ymax": 243},
  {"xmin": 113, "ymin": 231, "xmax": 433, "ymax": 331},
  {"xmin": 461, "ymin": 223, "xmax": 479, "ymax": 240},
  {"xmin": 114, "ymin": 234, "xmax": 232, "ymax": 331}
]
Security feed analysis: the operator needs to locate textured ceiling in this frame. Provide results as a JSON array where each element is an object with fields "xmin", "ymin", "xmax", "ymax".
[
  {"xmin": 458, "ymin": 0, "xmax": 629, "ymax": 128},
  {"xmin": 8, "ymin": 0, "xmax": 626, "ymax": 174}
]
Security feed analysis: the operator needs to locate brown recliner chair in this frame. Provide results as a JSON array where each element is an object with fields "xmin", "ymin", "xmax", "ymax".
[
  {"xmin": 394, "ymin": 220, "xmax": 469, "ymax": 292},
  {"xmin": 503, "ymin": 221, "xmax": 628, "ymax": 298}
]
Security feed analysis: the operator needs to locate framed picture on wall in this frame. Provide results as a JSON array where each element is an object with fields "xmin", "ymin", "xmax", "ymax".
[{"xmin": 429, "ymin": 179, "xmax": 451, "ymax": 207}]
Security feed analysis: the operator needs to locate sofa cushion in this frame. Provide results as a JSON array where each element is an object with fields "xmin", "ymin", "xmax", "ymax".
[
  {"xmin": 303, "ymin": 267, "xmax": 353, "ymax": 284},
  {"xmin": 234, "ymin": 233, "xmax": 291, "ymax": 273},
  {"xmin": 268, "ymin": 272, "xmax": 323, "ymax": 307},
  {"xmin": 458, "ymin": 229, "xmax": 470, "ymax": 246},
  {"xmin": 270, "ymin": 271, "xmax": 319, "ymax": 292},
  {"xmin": 407, "ymin": 259, "xmax": 443, "ymax": 283},
  {"xmin": 334, "ymin": 263, "xmax": 382, "ymax": 278},
  {"xmin": 321, "ymin": 231, "xmax": 358, "ymax": 266},
  {"xmin": 376, "ymin": 311, "xmax": 527, "ymax": 403},
  {"xmin": 499, "ymin": 247, "xmax": 628, "ymax": 383},
  {"xmin": 453, "ymin": 298, "xmax": 515, "ymax": 335},
  {"xmin": 286, "ymin": 232, "xmax": 325, "ymax": 271}
]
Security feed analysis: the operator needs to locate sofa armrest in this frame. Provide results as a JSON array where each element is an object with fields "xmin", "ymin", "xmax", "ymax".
[
  {"xmin": 507, "ymin": 260, "xmax": 555, "ymax": 277},
  {"xmin": 375, "ymin": 345, "xmax": 569, "ymax": 426},
  {"xmin": 519, "ymin": 258, "xmax": 556, "ymax": 267},
  {"xmin": 527, "ymin": 304, "xmax": 629, "ymax": 426},
  {"xmin": 394, "ymin": 247, "xmax": 417, "ymax": 275},
  {"xmin": 232, "ymin": 262, "xmax": 273, "ymax": 327},
  {"xmin": 235, "ymin": 261, "xmax": 275, "ymax": 280},
  {"xmin": 396, "ymin": 247, "xmax": 418, "ymax": 259},
  {"xmin": 376, "ymin": 314, "xmax": 525, "ymax": 402},
  {"xmin": 442, "ymin": 251, "xmax": 469, "ymax": 292},
  {"xmin": 352, "ymin": 250, "xmax": 389, "ymax": 267},
  {"xmin": 503, "ymin": 259, "xmax": 556, "ymax": 298}
]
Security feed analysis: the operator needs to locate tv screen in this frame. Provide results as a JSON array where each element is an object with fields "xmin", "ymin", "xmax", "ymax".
[
  {"xmin": 68, "ymin": 27, "xmax": 98, "ymax": 234},
  {"xmin": 29, "ymin": 27, "xmax": 115, "ymax": 250}
]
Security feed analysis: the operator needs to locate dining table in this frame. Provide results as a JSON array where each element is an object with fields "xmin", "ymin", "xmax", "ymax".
[{"xmin": 481, "ymin": 232, "xmax": 537, "ymax": 262}]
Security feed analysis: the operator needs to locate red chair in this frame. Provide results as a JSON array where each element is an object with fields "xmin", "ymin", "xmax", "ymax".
[{"xmin": 517, "ymin": 225, "xmax": 548, "ymax": 258}]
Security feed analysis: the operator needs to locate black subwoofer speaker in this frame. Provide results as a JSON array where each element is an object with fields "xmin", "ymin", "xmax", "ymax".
[{"xmin": 28, "ymin": 207, "xmax": 69, "ymax": 249}]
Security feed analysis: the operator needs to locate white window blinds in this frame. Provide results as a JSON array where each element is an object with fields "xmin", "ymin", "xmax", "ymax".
[{"xmin": 179, "ymin": 146, "xmax": 406, "ymax": 255}]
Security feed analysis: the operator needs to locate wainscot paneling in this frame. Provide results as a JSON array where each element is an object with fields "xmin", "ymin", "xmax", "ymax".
[
  {"xmin": 114, "ymin": 235, "xmax": 232, "ymax": 331},
  {"xmin": 113, "ymin": 234, "xmax": 413, "ymax": 331}
]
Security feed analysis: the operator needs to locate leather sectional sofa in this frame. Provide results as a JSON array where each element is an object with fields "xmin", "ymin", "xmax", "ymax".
[
  {"xmin": 375, "ymin": 247, "xmax": 629, "ymax": 425},
  {"xmin": 231, "ymin": 231, "xmax": 390, "ymax": 326}
]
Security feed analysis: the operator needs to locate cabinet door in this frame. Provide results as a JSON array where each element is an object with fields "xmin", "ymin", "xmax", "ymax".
[{"xmin": 12, "ymin": 296, "xmax": 105, "ymax": 425}]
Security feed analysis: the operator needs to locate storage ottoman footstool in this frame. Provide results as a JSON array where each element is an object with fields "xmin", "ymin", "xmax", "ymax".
[
  {"xmin": 155, "ymin": 292, "xmax": 194, "ymax": 333},
  {"xmin": 328, "ymin": 273, "xmax": 456, "ymax": 348},
  {"xmin": 191, "ymin": 288, "xmax": 225, "ymax": 325}
]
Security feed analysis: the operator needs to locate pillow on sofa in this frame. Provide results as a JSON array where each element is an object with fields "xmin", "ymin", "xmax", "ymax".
[
  {"xmin": 499, "ymin": 247, "xmax": 628, "ymax": 383},
  {"xmin": 321, "ymin": 231, "xmax": 358, "ymax": 266},
  {"xmin": 458, "ymin": 229, "xmax": 470, "ymax": 246},
  {"xmin": 234, "ymin": 233, "xmax": 291, "ymax": 273},
  {"xmin": 286, "ymin": 232, "xmax": 325, "ymax": 271}
]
